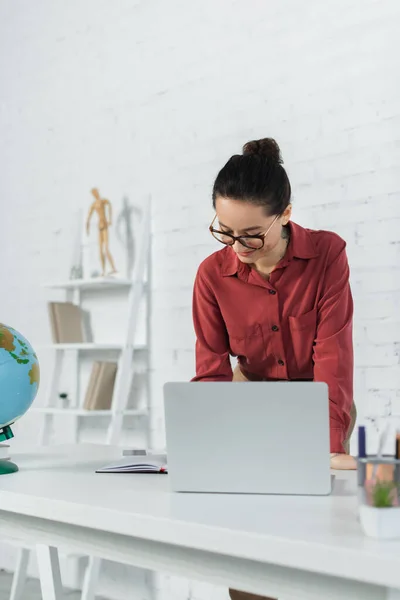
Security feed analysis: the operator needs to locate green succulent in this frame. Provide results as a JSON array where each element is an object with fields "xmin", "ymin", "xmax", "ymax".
[{"xmin": 372, "ymin": 480, "xmax": 399, "ymax": 508}]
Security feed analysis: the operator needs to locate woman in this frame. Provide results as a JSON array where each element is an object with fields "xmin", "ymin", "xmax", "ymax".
[
  {"xmin": 192, "ymin": 138, "xmax": 357, "ymax": 600},
  {"xmin": 192, "ymin": 138, "xmax": 357, "ymax": 467}
]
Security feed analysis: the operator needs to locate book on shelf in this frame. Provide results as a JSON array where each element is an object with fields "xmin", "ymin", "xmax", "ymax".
[
  {"xmin": 48, "ymin": 302, "xmax": 84, "ymax": 343},
  {"xmin": 96, "ymin": 454, "xmax": 168, "ymax": 474},
  {"xmin": 83, "ymin": 361, "xmax": 118, "ymax": 410}
]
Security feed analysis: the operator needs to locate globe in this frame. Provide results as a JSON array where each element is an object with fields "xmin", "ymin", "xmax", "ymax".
[{"xmin": 0, "ymin": 323, "xmax": 40, "ymax": 473}]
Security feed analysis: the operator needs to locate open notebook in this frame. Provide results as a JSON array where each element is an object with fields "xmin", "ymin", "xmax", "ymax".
[{"xmin": 96, "ymin": 454, "xmax": 168, "ymax": 474}]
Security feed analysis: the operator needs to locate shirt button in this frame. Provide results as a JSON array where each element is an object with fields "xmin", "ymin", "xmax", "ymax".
[
  {"xmin": 269, "ymin": 289, "xmax": 276, "ymax": 295},
  {"xmin": 278, "ymin": 359, "xmax": 285, "ymax": 366},
  {"xmin": 272, "ymin": 325, "xmax": 279, "ymax": 332}
]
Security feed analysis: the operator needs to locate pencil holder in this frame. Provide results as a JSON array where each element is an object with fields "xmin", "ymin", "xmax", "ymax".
[{"xmin": 358, "ymin": 456, "xmax": 400, "ymax": 539}]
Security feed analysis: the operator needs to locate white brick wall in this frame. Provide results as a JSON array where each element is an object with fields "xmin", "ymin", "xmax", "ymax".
[{"xmin": 1, "ymin": 0, "xmax": 400, "ymax": 598}]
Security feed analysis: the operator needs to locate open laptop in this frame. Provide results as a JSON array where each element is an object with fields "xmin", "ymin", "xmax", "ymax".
[{"xmin": 163, "ymin": 381, "xmax": 331, "ymax": 495}]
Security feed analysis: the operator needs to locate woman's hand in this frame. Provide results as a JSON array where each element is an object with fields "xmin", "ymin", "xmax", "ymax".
[{"xmin": 330, "ymin": 453, "xmax": 357, "ymax": 470}]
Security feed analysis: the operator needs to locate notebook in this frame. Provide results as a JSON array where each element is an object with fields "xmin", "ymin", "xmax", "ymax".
[{"xmin": 96, "ymin": 454, "xmax": 168, "ymax": 474}]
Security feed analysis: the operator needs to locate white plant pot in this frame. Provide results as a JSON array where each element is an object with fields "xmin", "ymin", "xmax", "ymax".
[{"xmin": 359, "ymin": 505, "xmax": 400, "ymax": 539}]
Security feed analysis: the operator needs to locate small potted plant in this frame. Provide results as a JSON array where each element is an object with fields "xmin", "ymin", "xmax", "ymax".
[{"xmin": 359, "ymin": 480, "xmax": 400, "ymax": 539}]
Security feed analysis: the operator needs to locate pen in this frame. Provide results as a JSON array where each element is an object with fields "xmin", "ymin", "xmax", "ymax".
[
  {"xmin": 357, "ymin": 425, "xmax": 367, "ymax": 488},
  {"xmin": 358, "ymin": 425, "xmax": 366, "ymax": 458},
  {"xmin": 395, "ymin": 431, "xmax": 400, "ymax": 487}
]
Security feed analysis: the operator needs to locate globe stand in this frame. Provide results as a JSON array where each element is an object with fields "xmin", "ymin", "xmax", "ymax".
[
  {"xmin": 0, "ymin": 425, "xmax": 18, "ymax": 475},
  {"xmin": 0, "ymin": 425, "xmax": 14, "ymax": 442},
  {"xmin": 0, "ymin": 459, "xmax": 18, "ymax": 474}
]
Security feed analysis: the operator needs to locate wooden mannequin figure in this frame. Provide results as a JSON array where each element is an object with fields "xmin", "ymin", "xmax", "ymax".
[{"xmin": 86, "ymin": 188, "xmax": 117, "ymax": 276}]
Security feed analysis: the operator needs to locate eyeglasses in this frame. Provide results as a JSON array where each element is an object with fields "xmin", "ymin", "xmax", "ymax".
[{"xmin": 209, "ymin": 214, "xmax": 280, "ymax": 250}]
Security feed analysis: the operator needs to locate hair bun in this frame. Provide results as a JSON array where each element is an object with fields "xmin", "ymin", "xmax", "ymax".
[{"xmin": 242, "ymin": 138, "xmax": 283, "ymax": 164}]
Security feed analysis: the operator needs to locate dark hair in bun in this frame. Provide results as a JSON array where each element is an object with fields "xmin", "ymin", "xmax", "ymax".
[
  {"xmin": 242, "ymin": 138, "xmax": 283, "ymax": 163},
  {"xmin": 212, "ymin": 137, "xmax": 291, "ymax": 215}
]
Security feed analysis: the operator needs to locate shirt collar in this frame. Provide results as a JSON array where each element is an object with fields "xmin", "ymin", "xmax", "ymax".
[
  {"xmin": 221, "ymin": 220, "xmax": 319, "ymax": 277},
  {"xmin": 287, "ymin": 221, "xmax": 319, "ymax": 260}
]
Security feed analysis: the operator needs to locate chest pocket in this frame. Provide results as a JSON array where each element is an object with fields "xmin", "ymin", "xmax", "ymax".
[{"xmin": 288, "ymin": 309, "xmax": 317, "ymax": 374}]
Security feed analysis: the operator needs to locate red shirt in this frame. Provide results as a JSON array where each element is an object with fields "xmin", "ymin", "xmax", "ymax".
[{"xmin": 192, "ymin": 221, "xmax": 353, "ymax": 453}]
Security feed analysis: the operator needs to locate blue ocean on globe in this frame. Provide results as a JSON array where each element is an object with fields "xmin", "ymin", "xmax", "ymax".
[{"xmin": 0, "ymin": 323, "xmax": 40, "ymax": 428}]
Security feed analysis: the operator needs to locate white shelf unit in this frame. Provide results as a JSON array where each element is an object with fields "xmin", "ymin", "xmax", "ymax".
[
  {"xmin": 36, "ymin": 202, "xmax": 151, "ymax": 448},
  {"xmin": 9, "ymin": 201, "xmax": 153, "ymax": 600}
]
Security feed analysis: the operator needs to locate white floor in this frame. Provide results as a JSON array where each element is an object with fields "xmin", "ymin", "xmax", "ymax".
[{"xmin": 0, "ymin": 570, "xmax": 109, "ymax": 600}]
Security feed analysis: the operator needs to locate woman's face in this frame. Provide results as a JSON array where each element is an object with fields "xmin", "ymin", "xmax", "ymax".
[{"xmin": 214, "ymin": 197, "xmax": 292, "ymax": 263}]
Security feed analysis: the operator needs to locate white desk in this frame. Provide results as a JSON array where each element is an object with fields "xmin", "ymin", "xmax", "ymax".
[{"xmin": 0, "ymin": 444, "xmax": 400, "ymax": 600}]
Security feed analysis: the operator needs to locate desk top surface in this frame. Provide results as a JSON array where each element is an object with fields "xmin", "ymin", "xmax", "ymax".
[{"xmin": 1, "ymin": 443, "xmax": 399, "ymax": 588}]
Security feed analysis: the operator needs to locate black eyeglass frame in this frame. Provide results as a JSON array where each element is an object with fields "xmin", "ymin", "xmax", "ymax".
[{"xmin": 209, "ymin": 214, "xmax": 280, "ymax": 250}]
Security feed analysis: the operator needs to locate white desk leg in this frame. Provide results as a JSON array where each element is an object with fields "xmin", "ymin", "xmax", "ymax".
[
  {"xmin": 36, "ymin": 545, "xmax": 64, "ymax": 600},
  {"xmin": 9, "ymin": 547, "xmax": 30, "ymax": 600},
  {"xmin": 81, "ymin": 556, "xmax": 101, "ymax": 600}
]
